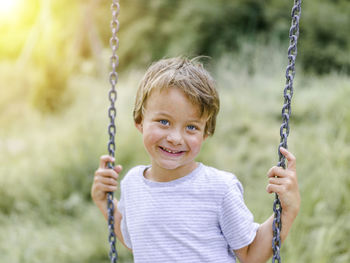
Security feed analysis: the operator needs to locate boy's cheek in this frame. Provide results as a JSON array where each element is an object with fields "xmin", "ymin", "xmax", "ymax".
[
  {"xmin": 188, "ymin": 136, "xmax": 205, "ymax": 152},
  {"xmin": 143, "ymin": 129, "xmax": 164, "ymax": 143}
]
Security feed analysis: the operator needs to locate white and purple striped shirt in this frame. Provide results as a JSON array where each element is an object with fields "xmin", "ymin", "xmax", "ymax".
[{"xmin": 118, "ymin": 163, "xmax": 259, "ymax": 263}]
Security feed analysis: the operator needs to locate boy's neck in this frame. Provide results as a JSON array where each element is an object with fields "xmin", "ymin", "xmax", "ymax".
[{"xmin": 144, "ymin": 162, "xmax": 199, "ymax": 183}]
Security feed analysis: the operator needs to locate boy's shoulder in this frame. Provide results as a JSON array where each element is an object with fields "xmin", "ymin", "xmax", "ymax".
[
  {"xmin": 121, "ymin": 165, "xmax": 148, "ymax": 184},
  {"xmin": 200, "ymin": 164, "xmax": 244, "ymax": 194},
  {"xmin": 201, "ymin": 164, "xmax": 238, "ymax": 182}
]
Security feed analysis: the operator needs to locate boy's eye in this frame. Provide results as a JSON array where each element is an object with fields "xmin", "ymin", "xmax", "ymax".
[
  {"xmin": 187, "ymin": 125, "xmax": 197, "ymax": 131},
  {"xmin": 159, "ymin": 120, "xmax": 169, "ymax": 126}
]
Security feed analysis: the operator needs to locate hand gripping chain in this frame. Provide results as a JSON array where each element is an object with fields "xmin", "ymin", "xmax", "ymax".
[
  {"xmin": 272, "ymin": 1, "xmax": 301, "ymax": 262},
  {"xmin": 107, "ymin": 0, "xmax": 120, "ymax": 262}
]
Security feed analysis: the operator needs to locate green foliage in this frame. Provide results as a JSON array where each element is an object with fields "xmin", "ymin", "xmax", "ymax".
[
  {"xmin": 115, "ymin": 0, "xmax": 350, "ymax": 74},
  {"xmin": 298, "ymin": 0, "xmax": 350, "ymax": 74},
  {"xmin": 0, "ymin": 208, "xmax": 133, "ymax": 262},
  {"xmin": 116, "ymin": 0, "xmax": 270, "ymax": 67},
  {"xmin": 30, "ymin": 59, "xmax": 71, "ymax": 113},
  {"xmin": 4, "ymin": 0, "xmax": 349, "ymax": 115}
]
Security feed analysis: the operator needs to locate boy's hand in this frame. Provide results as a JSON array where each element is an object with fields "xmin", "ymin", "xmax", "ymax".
[
  {"xmin": 91, "ymin": 155, "xmax": 122, "ymax": 206},
  {"xmin": 235, "ymin": 148, "xmax": 300, "ymax": 263},
  {"xmin": 266, "ymin": 147, "xmax": 300, "ymax": 218}
]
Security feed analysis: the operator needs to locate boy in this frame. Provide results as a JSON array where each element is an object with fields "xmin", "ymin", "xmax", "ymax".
[{"xmin": 91, "ymin": 57, "xmax": 300, "ymax": 263}]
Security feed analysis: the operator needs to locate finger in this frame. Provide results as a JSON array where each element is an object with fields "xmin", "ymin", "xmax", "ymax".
[
  {"xmin": 96, "ymin": 183, "xmax": 118, "ymax": 193},
  {"xmin": 95, "ymin": 168, "xmax": 119, "ymax": 180},
  {"xmin": 99, "ymin": 155, "xmax": 115, "ymax": 169},
  {"xmin": 267, "ymin": 166, "xmax": 290, "ymax": 178},
  {"xmin": 279, "ymin": 147, "xmax": 296, "ymax": 171},
  {"xmin": 266, "ymin": 184, "xmax": 284, "ymax": 195},
  {"xmin": 95, "ymin": 176, "xmax": 118, "ymax": 186},
  {"xmin": 114, "ymin": 165, "xmax": 123, "ymax": 174},
  {"xmin": 268, "ymin": 177, "xmax": 288, "ymax": 185}
]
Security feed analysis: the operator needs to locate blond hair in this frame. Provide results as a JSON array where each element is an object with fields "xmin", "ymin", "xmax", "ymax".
[{"xmin": 133, "ymin": 57, "xmax": 220, "ymax": 136}]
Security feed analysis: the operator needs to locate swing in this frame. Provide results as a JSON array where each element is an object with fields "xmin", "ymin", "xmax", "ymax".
[{"xmin": 104, "ymin": 1, "xmax": 302, "ymax": 262}]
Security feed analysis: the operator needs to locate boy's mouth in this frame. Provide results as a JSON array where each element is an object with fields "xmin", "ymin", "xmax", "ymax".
[{"xmin": 159, "ymin": 146, "xmax": 184, "ymax": 154}]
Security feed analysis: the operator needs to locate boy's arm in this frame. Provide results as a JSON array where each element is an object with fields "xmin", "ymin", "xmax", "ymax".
[
  {"xmin": 234, "ymin": 211, "xmax": 297, "ymax": 263},
  {"xmin": 234, "ymin": 147, "xmax": 300, "ymax": 263},
  {"xmin": 91, "ymin": 155, "xmax": 132, "ymax": 251},
  {"xmin": 94, "ymin": 198, "xmax": 131, "ymax": 251}
]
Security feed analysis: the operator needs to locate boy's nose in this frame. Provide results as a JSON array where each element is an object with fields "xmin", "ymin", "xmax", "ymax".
[{"xmin": 166, "ymin": 129, "xmax": 183, "ymax": 145}]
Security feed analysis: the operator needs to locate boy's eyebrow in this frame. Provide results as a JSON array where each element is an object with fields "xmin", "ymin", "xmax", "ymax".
[
  {"xmin": 186, "ymin": 119, "xmax": 204, "ymax": 124},
  {"xmin": 153, "ymin": 111, "xmax": 172, "ymax": 117},
  {"xmin": 154, "ymin": 111, "xmax": 203, "ymax": 123}
]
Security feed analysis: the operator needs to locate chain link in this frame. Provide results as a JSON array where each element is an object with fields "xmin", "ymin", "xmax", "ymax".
[
  {"xmin": 272, "ymin": 1, "xmax": 301, "ymax": 262},
  {"xmin": 107, "ymin": 0, "xmax": 120, "ymax": 262}
]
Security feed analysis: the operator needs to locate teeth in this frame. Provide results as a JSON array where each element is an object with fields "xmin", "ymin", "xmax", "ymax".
[{"xmin": 161, "ymin": 147, "xmax": 180, "ymax": 154}]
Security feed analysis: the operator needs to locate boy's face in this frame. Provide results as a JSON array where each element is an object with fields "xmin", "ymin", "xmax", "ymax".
[{"xmin": 135, "ymin": 87, "xmax": 208, "ymax": 176}]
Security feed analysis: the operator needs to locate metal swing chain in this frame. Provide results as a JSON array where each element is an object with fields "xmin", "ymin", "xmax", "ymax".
[
  {"xmin": 272, "ymin": 1, "xmax": 301, "ymax": 263},
  {"xmin": 107, "ymin": 0, "xmax": 120, "ymax": 262}
]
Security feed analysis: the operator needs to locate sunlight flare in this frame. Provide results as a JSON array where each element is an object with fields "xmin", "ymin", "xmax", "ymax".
[{"xmin": 0, "ymin": 0, "xmax": 20, "ymax": 19}]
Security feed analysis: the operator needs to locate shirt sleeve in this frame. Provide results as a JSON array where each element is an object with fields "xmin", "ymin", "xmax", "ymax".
[
  {"xmin": 218, "ymin": 180, "xmax": 260, "ymax": 250},
  {"xmin": 117, "ymin": 185, "xmax": 132, "ymax": 249}
]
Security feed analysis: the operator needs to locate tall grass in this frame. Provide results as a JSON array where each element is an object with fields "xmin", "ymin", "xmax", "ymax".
[{"xmin": 1, "ymin": 42, "xmax": 349, "ymax": 262}]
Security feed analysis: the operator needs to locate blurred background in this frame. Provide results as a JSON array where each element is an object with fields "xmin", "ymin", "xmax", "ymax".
[{"xmin": 0, "ymin": 0, "xmax": 349, "ymax": 262}]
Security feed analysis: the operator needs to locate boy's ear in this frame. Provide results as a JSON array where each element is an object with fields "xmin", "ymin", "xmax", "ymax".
[
  {"xmin": 135, "ymin": 121, "xmax": 143, "ymax": 133},
  {"xmin": 203, "ymin": 133, "xmax": 209, "ymax": 141}
]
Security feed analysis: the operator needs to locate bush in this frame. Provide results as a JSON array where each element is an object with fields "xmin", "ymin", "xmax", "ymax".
[
  {"xmin": 113, "ymin": 0, "xmax": 350, "ymax": 74},
  {"xmin": 298, "ymin": 0, "xmax": 350, "ymax": 74}
]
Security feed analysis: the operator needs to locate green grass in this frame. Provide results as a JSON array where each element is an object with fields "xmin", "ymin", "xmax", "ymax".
[{"xmin": 0, "ymin": 43, "xmax": 349, "ymax": 262}]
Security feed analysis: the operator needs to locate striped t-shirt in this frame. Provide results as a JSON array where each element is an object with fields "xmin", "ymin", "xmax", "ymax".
[{"xmin": 118, "ymin": 163, "xmax": 259, "ymax": 263}]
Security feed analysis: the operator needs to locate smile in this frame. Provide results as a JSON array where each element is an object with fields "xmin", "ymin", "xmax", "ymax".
[{"xmin": 159, "ymin": 146, "xmax": 184, "ymax": 154}]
